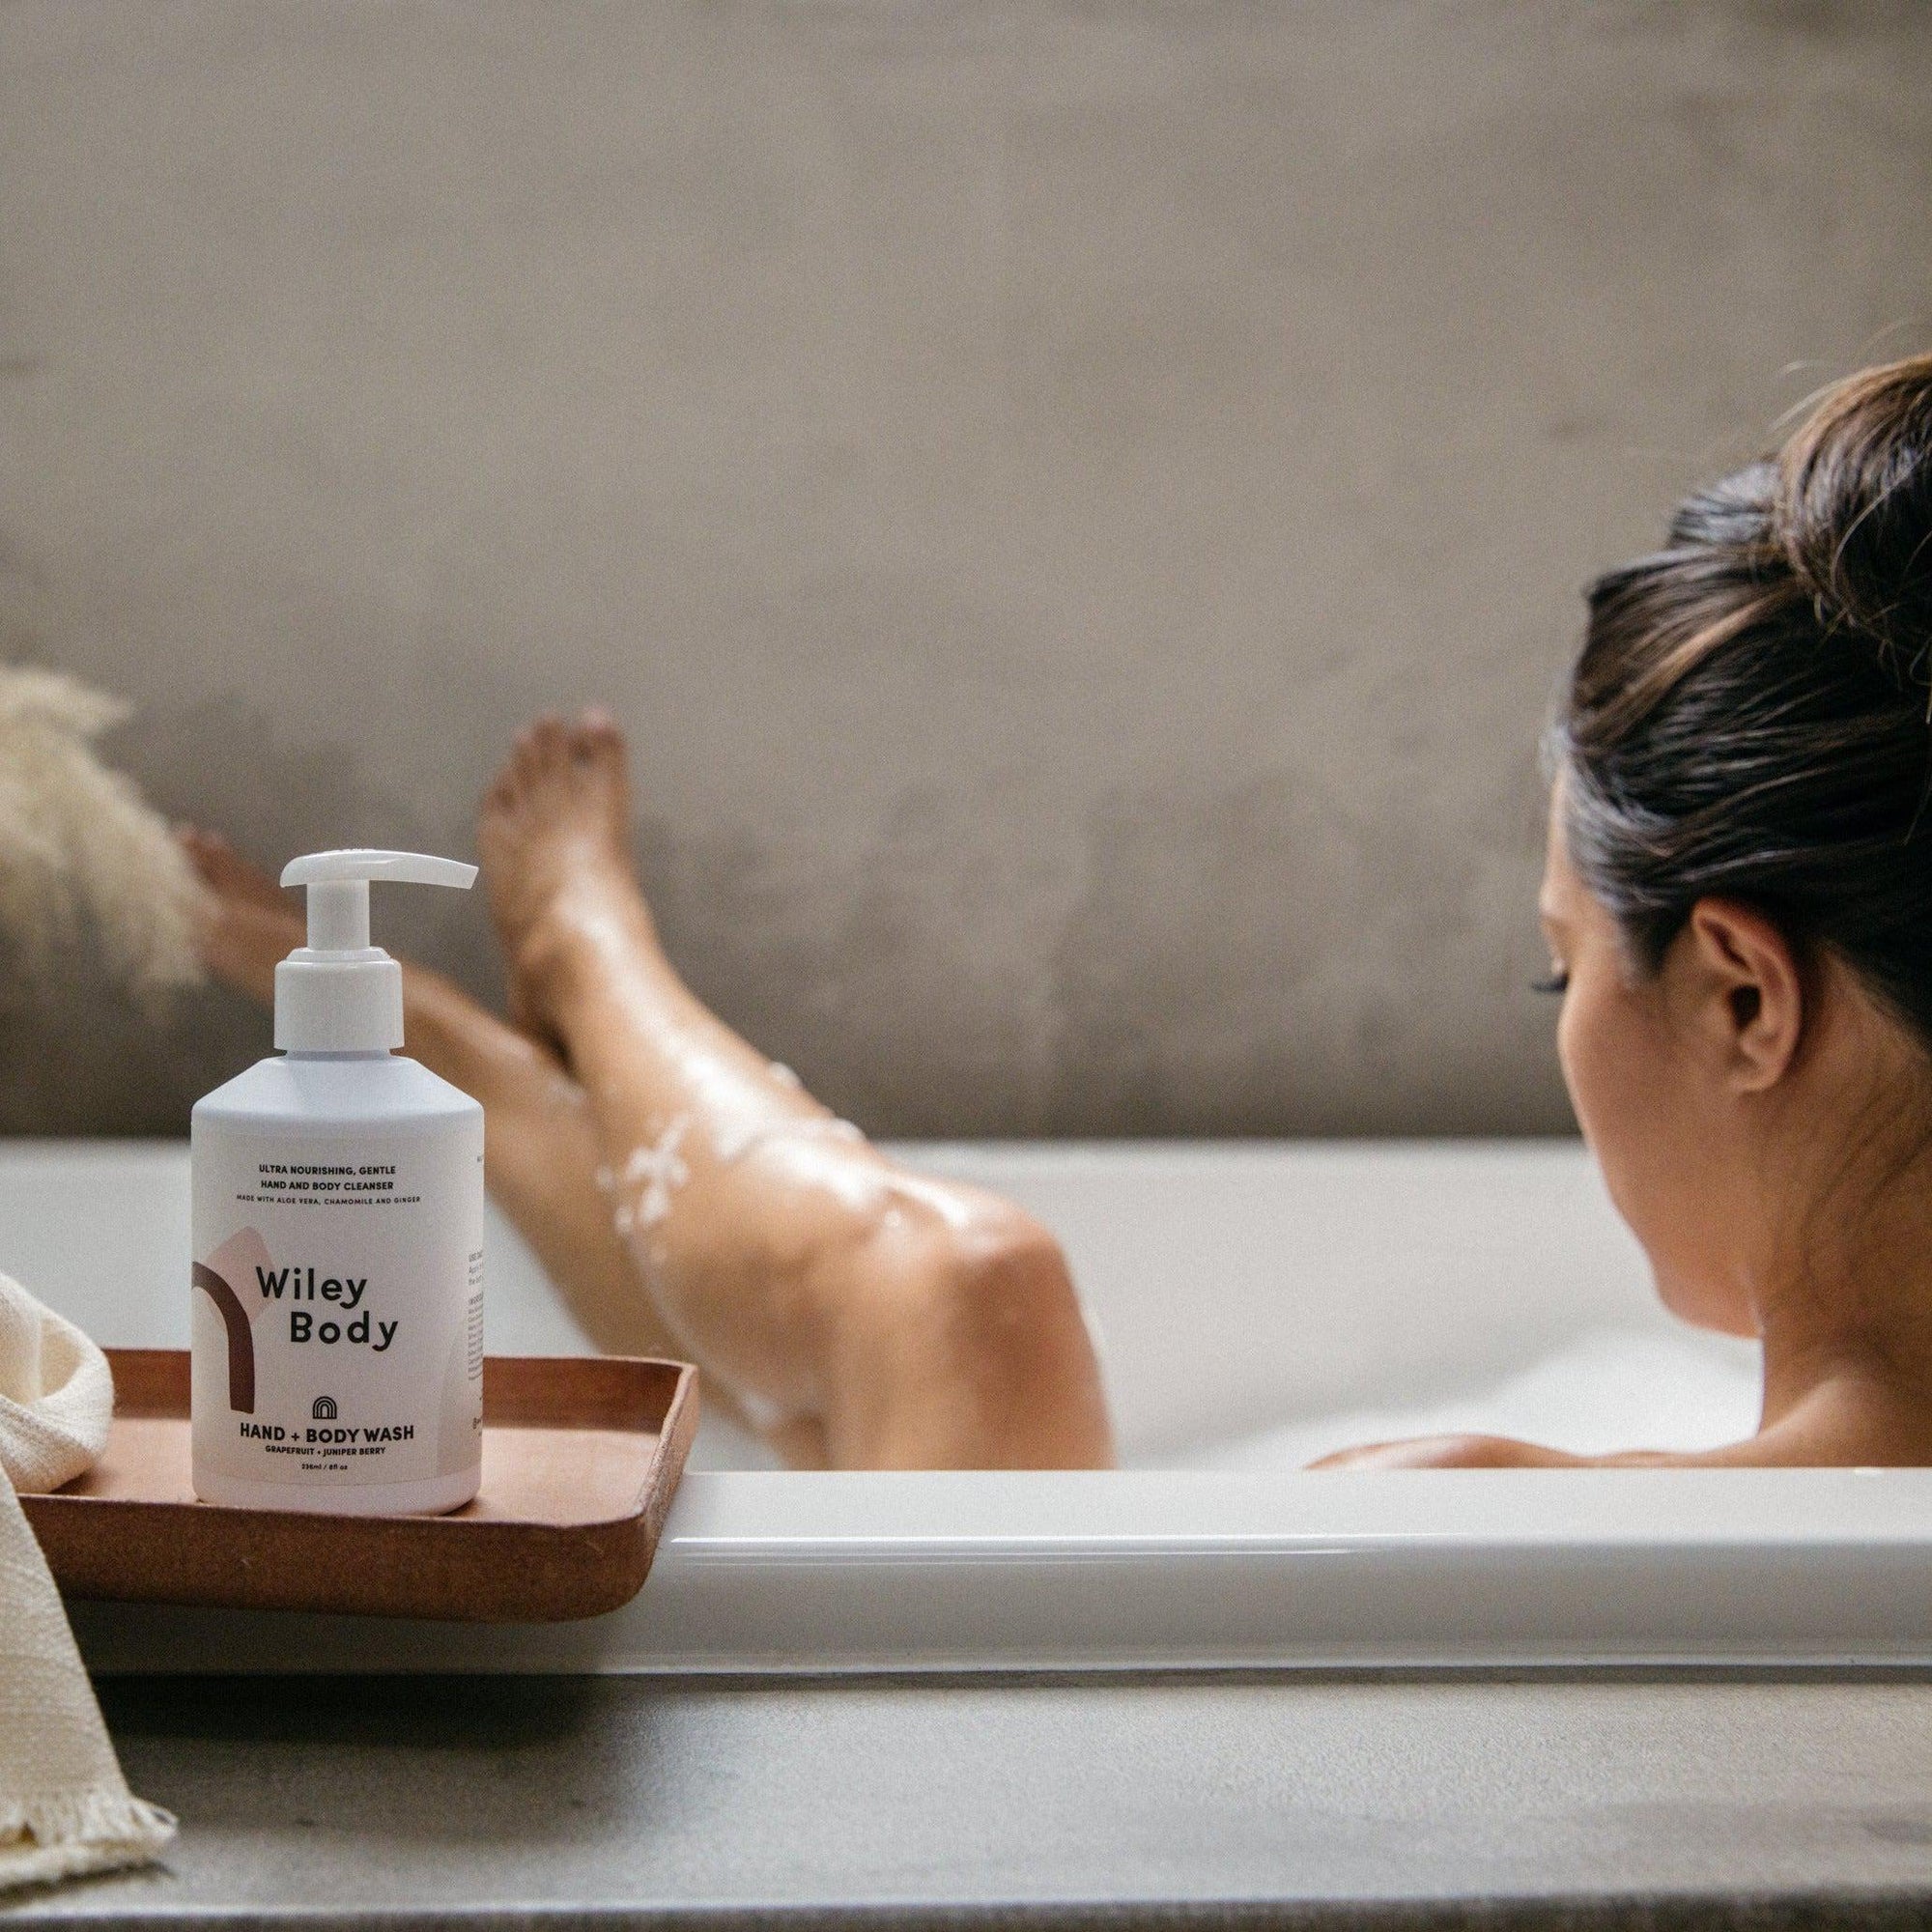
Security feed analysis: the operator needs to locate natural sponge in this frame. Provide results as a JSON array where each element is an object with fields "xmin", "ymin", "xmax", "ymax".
[{"xmin": 0, "ymin": 666, "xmax": 205, "ymax": 1003}]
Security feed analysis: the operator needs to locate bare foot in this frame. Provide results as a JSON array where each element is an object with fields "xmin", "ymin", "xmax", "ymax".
[
  {"xmin": 477, "ymin": 710, "xmax": 652, "ymax": 1041},
  {"xmin": 178, "ymin": 827, "xmax": 302, "ymax": 1007}
]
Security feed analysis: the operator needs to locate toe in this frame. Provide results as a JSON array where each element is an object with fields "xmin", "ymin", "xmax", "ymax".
[
  {"xmin": 483, "ymin": 757, "xmax": 520, "ymax": 811},
  {"xmin": 498, "ymin": 719, "xmax": 555, "ymax": 802},
  {"xmin": 578, "ymin": 708, "xmax": 626, "ymax": 765}
]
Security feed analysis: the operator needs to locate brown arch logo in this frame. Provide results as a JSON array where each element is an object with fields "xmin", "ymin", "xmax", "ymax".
[{"xmin": 192, "ymin": 1262, "xmax": 255, "ymax": 1414}]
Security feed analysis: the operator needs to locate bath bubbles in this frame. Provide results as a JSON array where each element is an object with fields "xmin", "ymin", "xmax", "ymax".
[
  {"xmin": 622, "ymin": 1116, "xmax": 693, "ymax": 1232},
  {"xmin": 712, "ymin": 1115, "xmax": 866, "ymax": 1168}
]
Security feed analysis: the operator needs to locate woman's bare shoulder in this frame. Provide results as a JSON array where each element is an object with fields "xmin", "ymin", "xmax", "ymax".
[
  {"xmin": 1308, "ymin": 1434, "xmax": 1587, "ymax": 1469},
  {"xmin": 1305, "ymin": 1378, "xmax": 1932, "ymax": 1470}
]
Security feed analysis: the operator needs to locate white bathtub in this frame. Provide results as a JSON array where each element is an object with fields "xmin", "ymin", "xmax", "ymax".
[{"xmin": 8, "ymin": 1136, "xmax": 1932, "ymax": 1673}]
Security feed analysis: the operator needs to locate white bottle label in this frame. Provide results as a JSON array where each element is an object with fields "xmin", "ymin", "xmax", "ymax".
[{"xmin": 191, "ymin": 1123, "xmax": 485, "ymax": 1491}]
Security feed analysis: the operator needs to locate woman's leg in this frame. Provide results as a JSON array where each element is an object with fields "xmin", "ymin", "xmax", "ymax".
[
  {"xmin": 476, "ymin": 714, "xmax": 1114, "ymax": 1470},
  {"xmin": 181, "ymin": 832, "xmax": 679, "ymax": 1362}
]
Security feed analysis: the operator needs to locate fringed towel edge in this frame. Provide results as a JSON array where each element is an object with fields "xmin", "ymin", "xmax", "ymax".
[{"xmin": 0, "ymin": 1788, "xmax": 176, "ymax": 1891}]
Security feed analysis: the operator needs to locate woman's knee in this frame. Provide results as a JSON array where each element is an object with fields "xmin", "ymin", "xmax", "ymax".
[{"xmin": 829, "ymin": 1197, "xmax": 1113, "ymax": 1467}]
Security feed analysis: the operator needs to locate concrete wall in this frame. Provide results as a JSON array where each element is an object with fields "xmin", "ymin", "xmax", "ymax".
[{"xmin": 2, "ymin": 2, "xmax": 1928, "ymax": 1138}]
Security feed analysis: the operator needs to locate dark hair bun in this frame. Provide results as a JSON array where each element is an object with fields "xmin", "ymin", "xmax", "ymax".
[
  {"xmin": 1666, "ymin": 461, "xmax": 1776, "ymax": 553},
  {"xmin": 1776, "ymin": 353, "xmax": 1932, "ymax": 670},
  {"xmin": 1560, "ymin": 351, "xmax": 1932, "ymax": 1054}
]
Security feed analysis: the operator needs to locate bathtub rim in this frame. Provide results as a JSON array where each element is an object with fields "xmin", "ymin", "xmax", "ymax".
[{"xmin": 68, "ymin": 1463, "xmax": 1932, "ymax": 1676}]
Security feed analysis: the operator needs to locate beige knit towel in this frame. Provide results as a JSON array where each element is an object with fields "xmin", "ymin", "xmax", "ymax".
[{"xmin": 0, "ymin": 1272, "xmax": 175, "ymax": 1889}]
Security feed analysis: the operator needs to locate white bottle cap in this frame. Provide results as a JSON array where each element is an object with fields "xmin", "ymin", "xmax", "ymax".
[{"xmin": 273, "ymin": 850, "xmax": 477, "ymax": 1053}]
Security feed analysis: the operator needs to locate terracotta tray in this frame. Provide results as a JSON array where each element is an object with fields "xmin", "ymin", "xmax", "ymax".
[{"xmin": 22, "ymin": 1350, "xmax": 698, "ymax": 1624}]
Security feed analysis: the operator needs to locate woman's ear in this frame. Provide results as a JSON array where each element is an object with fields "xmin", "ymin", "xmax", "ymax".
[{"xmin": 1678, "ymin": 898, "xmax": 1804, "ymax": 1092}]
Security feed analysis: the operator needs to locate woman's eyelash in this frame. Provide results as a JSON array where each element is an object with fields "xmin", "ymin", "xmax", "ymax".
[{"xmin": 1531, "ymin": 971, "xmax": 1571, "ymax": 996}]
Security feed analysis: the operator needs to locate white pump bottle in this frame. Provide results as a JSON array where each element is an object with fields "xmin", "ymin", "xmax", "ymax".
[{"xmin": 190, "ymin": 850, "xmax": 486, "ymax": 1515}]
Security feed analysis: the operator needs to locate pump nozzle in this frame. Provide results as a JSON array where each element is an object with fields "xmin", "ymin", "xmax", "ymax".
[{"xmin": 274, "ymin": 849, "xmax": 477, "ymax": 1054}]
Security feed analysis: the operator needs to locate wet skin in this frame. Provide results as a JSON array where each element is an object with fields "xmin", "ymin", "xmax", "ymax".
[{"xmin": 184, "ymin": 716, "xmax": 1113, "ymax": 1472}]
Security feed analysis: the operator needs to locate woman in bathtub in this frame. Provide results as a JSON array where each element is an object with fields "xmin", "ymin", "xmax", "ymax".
[{"xmin": 187, "ymin": 352, "xmax": 1932, "ymax": 1471}]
